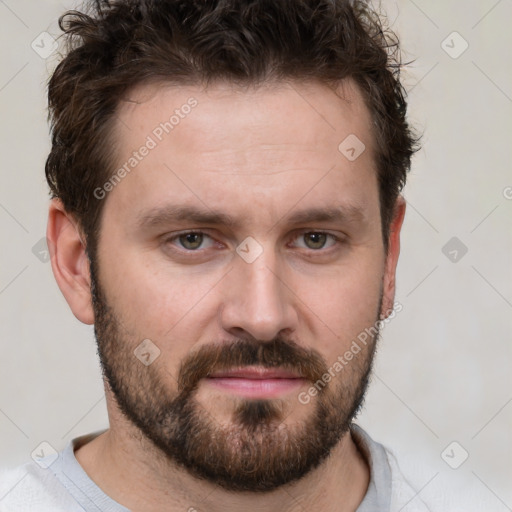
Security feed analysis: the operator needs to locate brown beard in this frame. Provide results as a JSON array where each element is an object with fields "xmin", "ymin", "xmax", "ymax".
[{"xmin": 90, "ymin": 260, "xmax": 380, "ymax": 492}]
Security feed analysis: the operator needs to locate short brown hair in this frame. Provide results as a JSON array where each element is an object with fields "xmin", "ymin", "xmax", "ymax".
[{"xmin": 45, "ymin": 0, "xmax": 419, "ymax": 260}]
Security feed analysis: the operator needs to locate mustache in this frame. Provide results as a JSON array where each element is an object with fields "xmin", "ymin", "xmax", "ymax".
[{"xmin": 177, "ymin": 338, "xmax": 329, "ymax": 395}]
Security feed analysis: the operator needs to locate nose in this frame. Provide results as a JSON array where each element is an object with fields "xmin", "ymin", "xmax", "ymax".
[{"xmin": 219, "ymin": 247, "xmax": 298, "ymax": 342}]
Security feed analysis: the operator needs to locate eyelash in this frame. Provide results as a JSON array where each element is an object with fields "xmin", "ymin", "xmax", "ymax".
[{"xmin": 163, "ymin": 230, "xmax": 344, "ymax": 254}]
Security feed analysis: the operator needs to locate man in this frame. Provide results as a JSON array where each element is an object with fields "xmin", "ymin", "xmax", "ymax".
[{"xmin": 0, "ymin": 0, "xmax": 426, "ymax": 510}]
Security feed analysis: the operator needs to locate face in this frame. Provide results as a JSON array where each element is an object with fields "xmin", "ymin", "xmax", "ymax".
[{"xmin": 90, "ymin": 80, "xmax": 394, "ymax": 491}]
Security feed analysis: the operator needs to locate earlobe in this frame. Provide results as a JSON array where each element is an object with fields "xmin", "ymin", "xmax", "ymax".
[
  {"xmin": 380, "ymin": 196, "xmax": 406, "ymax": 319},
  {"xmin": 47, "ymin": 199, "xmax": 95, "ymax": 325}
]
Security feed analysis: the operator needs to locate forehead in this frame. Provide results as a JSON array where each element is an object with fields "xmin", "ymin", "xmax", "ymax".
[
  {"xmin": 103, "ymin": 79, "xmax": 379, "ymax": 232},
  {"xmin": 115, "ymin": 79, "xmax": 374, "ymax": 158}
]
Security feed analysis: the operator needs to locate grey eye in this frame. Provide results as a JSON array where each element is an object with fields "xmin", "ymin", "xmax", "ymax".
[{"xmin": 178, "ymin": 232, "xmax": 205, "ymax": 250}]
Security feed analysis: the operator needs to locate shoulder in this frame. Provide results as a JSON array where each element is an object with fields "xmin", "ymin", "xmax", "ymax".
[
  {"xmin": 351, "ymin": 424, "xmax": 433, "ymax": 512},
  {"xmin": 384, "ymin": 448, "xmax": 433, "ymax": 512},
  {"xmin": 0, "ymin": 462, "xmax": 81, "ymax": 512},
  {"xmin": 384, "ymin": 445, "xmax": 508, "ymax": 512}
]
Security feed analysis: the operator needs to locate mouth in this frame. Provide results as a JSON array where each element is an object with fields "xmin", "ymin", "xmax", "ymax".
[{"xmin": 205, "ymin": 366, "xmax": 306, "ymax": 398}]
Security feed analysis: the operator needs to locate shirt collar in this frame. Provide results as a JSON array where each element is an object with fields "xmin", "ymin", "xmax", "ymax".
[{"xmin": 350, "ymin": 423, "xmax": 392, "ymax": 512}]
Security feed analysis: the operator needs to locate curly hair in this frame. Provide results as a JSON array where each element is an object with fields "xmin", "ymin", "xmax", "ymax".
[{"xmin": 45, "ymin": 0, "xmax": 419, "ymax": 259}]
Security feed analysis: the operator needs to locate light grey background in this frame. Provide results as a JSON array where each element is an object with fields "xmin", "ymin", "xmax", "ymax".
[{"xmin": 1, "ymin": 0, "xmax": 511, "ymax": 509}]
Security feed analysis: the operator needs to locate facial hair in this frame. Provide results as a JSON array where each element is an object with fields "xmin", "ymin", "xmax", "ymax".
[{"xmin": 90, "ymin": 260, "xmax": 381, "ymax": 492}]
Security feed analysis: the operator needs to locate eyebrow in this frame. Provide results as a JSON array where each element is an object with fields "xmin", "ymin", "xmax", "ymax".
[{"xmin": 135, "ymin": 203, "xmax": 366, "ymax": 231}]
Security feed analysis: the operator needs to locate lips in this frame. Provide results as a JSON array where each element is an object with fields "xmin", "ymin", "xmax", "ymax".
[
  {"xmin": 207, "ymin": 367, "xmax": 303, "ymax": 380},
  {"xmin": 205, "ymin": 367, "xmax": 306, "ymax": 398}
]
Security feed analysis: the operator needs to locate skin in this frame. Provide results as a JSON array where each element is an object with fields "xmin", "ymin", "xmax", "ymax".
[{"xmin": 47, "ymin": 79, "xmax": 406, "ymax": 512}]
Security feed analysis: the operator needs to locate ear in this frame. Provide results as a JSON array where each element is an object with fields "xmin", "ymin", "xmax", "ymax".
[
  {"xmin": 380, "ymin": 196, "xmax": 406, "ymax": 319},
  {"xmin": 47, "ymin": 198, "xmax": 94, "ymax": 325}
]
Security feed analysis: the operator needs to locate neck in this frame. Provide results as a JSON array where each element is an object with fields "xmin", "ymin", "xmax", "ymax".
[{"xmin": 75, "ymin": 406, "xmax": 369, "ymax": 512}]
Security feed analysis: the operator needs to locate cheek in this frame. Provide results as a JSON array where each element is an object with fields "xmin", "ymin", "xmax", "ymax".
[
  {"xmin": 97, "ymin": 246, "xmax": 227, "ymax": 343},
  {"xmin": 292, "ymin": 253, "xmax": 383, "ymax": 360}
]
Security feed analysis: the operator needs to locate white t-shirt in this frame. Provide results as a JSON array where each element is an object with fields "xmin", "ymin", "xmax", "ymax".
[{"xmin": 0, "ymin": 424, "xmax": 432, "ymax": 511}]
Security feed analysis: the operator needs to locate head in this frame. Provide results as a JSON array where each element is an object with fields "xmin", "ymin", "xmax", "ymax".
[{"xmin": 47, "ymin": 0, "xmax": 418, "ymax": 492}]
